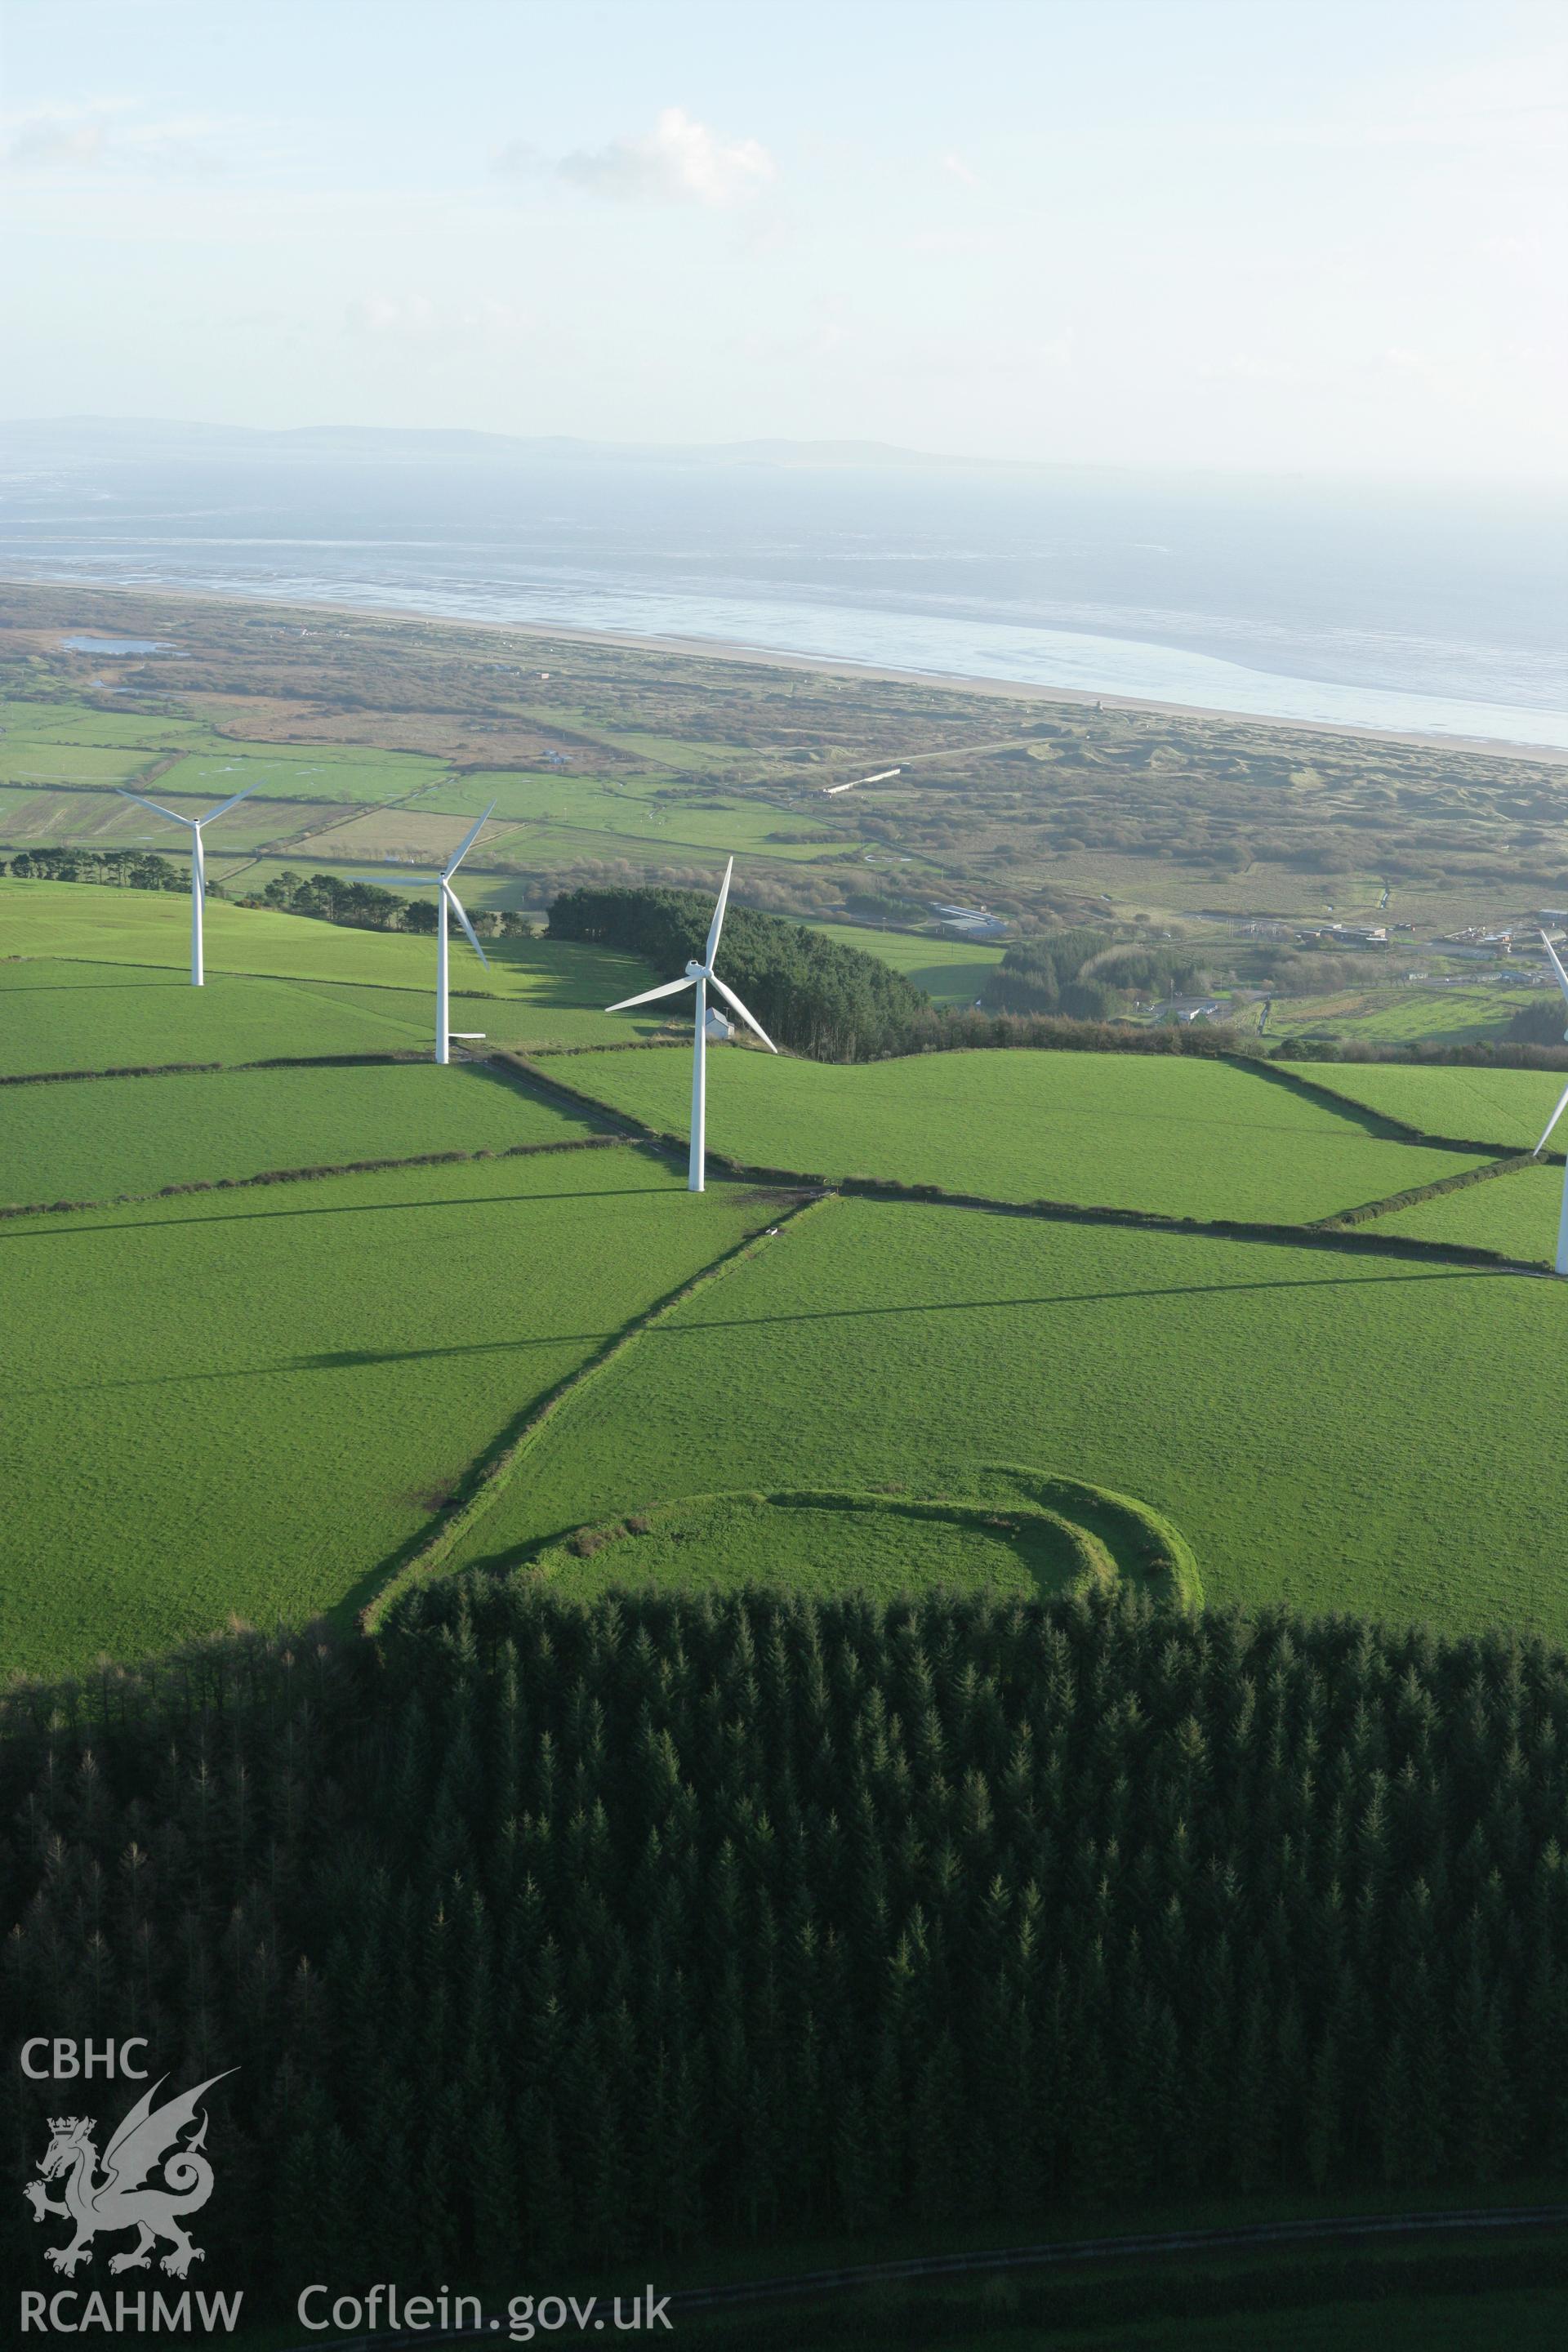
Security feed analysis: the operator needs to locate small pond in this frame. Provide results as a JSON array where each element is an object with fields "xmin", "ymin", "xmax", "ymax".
[{"xmin": 59, "ymin": 635, "xmax": 174, "ymax": 656}]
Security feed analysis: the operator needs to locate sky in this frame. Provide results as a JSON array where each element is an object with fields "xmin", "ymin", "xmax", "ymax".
[{"xmin": 1, "ymin": 0, "xmax": 1565, "ymax": 478}]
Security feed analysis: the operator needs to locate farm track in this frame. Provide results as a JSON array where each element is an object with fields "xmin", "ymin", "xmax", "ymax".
[{"xmin": 274, "ymin": 2202, "xmax": 1568, "ymax": 2348}]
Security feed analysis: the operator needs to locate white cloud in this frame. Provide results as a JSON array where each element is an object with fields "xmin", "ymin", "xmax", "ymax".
[
  {"xmin": 938, "ymin": 150, "xmax": 981, "ymax": 188},
  {"xmin": 506, "ymin": 106, "xmax": 776, "ymax": 207},
  {"xmin": 0, "ymin": 99, "xmax": 226, "ymax": 177}
]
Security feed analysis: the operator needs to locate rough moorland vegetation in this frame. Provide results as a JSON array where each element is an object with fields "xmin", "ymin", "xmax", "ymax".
[{"xmin": 6, "ymin": 1587, "xmax": 1568, "ymax": 2312}]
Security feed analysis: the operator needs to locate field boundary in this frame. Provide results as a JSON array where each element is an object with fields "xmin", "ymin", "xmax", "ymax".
[
  {"xmin": 490, "ymin": 1045, "xmax": 688, "ymax": 1139},
  {"xmin": 0, "ymin": 1132, "xmax": 638, "ymax": 1223},
  {"xmin": 523, "ymin": 1033, "xmax": 746, "ymax": 1058},
  {"xmin": 1002, "ymin": 1467, "xmax": 1203, "ymax": 1610},
  {"xmin": 0, "ymin": 1049, "xmax": 430, "ymax": 1089},
  {"xmin": 1252, "ymin": 1052, "xmax": 1567, "ymax": 1161},
  {"xmin": 1, "ymin": 947, "xmax": 518, "ymax": 1000},
  {"xmin": 783, "ymin": 1165, "xmax": 1548, "ymax": 1271},
  {"xmin": 499, "ymin": 1050, "xmax": 1552, "ymax": 1271},
  {"xmin": 1311, "ymin": 1151, "xmax": 1538, "ymax": 1232},
  {"xmin": 519, "ymin": 1036, "xmax": 1568, "ymax": 1174},
  {"xmin": 1221, "ymin": 1051, "xmax": 1487, "ymax": 1150},
  {"xmin": 532, "ymin": 1485, "xmax": 1118, "ymax": 1605},
  {"xmin": 362, "ymin": 1190, "xmax": 837, "ymax": 1632},
  {"xmin": 504, "ymin": 1050, "xmax": 1555, "ymax": 1272},
  {"xmin": 0, "ymin": 1058, "xmax": 222, "ymax": 1088}
]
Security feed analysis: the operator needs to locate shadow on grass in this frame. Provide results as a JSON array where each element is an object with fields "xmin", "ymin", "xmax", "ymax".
[
  {"xmin": 0, "ymin": 1180, "xmax": 685, "ymax": 1241},
  {"xmin": 656, "ymin": 1266, "xmax": 1496, "ymax": 1334},
  {"xmin": 27, "ymin": 1329, "xmax": 628, "ymax": 1396}
]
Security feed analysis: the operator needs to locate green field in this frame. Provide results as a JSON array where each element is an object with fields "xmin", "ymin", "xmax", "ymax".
[
  {"xmin": 1269, "ymin": 985, "xmax": 1538, "ymax": 1047},
  {"xmin": 0, "ymin": 878, "xmax": 658, "ymax": 1042},
  {"xmin": 537, "ymin": 1487, "xmax": 1106, "ymax": 1605},
  {"xmin": 547, "ymin": 1045, "xmax": 1496, "ymax": 1223},
  {"xmin": 1, "ymin": 740, "xmax": 161, "ymax": 784},
  {"xmin": 0, "ymin": 701, "xmax": 210, "ymax": 747},
  {"xmin": 534, "ymin": 1459, "xmax": 1196, "ymax": 1609},
  {"xmin": 0, "ymin": 960, "xmax": 448, "ymax": 1071},
  {"xmin": 0, "ymin": 1059, "xmax": 605, "ymax": 1206},
  {"xmin": 1291, "ymin": 1058, "xmax": 1568, "ymax": 1149},
  {"xmin": 159, "ymin": 742, "xmax": 448, "ymax": 803},
  {"xmin": 1361, "ymin": 1160, "xmax": 1563, "ymax": 1258},
  {"xmin": 0, "ymin": 697, "xmax": 851, "ymax": 884},
  {"xmin": 0, "ymin": 1150, "xmax": 769, "ymax": 1677},
  {"xmin": 452, "ymin": 1197, "xmax": 1565, "ymax": 1639},
  {"xmin": 9, "ymin": 840, "xmax": 1568, "ymax": 1682},
  {"xmin": 802, "ymin": 919, "xmax": 1006, "ymax": 1004},
  {"xmin": 416, "ymin": 765, "xmax": 843, "ymax": 860}
]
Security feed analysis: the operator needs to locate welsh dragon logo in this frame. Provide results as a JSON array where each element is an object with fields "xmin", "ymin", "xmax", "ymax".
[{"xmin": 23, "ymin": 2072, "xmax": 234, "ymax": 2279}]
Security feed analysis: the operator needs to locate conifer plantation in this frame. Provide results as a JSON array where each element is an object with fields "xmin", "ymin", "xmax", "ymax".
[{"xmin": 6, "ymin": 1582, "xmax": 1568, "ymax": 2314}]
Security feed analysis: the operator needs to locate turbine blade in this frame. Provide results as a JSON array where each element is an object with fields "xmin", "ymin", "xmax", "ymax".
[
  {"xmin": 1535, "ymin": 1076, "xmax": 1568, "ymax": 1156},
  {"xmin": 443, "ymin": 880, "xmax": 489, "ymax": 968},
  {"xmin": 1543, "ymin": 930, "xmax": 1568, "ymax": 1008},
  {"xmin": 708, "ymin": 970, "xmax": 779, "ymax": 1053},
  {"xmin": 606, "ymin": 975, "xmax": 697, "ymax": 1013},
  {"xmin": 346, "ymin": 873, "xmax": 439, "ymax": 883},
  {"xmin": 200, "ymin": 782, "xmax": 259, "ymax": 825},
  {"xmin": 443, "ymin": 802, "xmax": 496, "ymax": 880},
  {"xmin": 117, "ymin": 787, "xmax": 193, "ymax": 829},
  {"xmin": 704, "ymin": 857, "xmax": 734, "ymax": 968}
]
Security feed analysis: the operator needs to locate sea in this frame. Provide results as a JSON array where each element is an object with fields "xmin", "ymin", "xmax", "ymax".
[{"xmin": 2, "ymin": 427, "xmax": 1566, "ymax": 751}]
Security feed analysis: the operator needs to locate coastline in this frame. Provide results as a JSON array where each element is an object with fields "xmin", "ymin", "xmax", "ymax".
[
  {"xmin": 484, "ymin": 612, "xmax": 1568, "ymax": 765},
  {"xmin": 8, "ymin": 572, "xmax": 1568, "ymax": 767}
]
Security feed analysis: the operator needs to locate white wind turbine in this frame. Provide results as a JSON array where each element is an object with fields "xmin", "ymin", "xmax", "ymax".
[
  {"xmin": 115, "ymin": 780, "xmax": 258, "ymax": 986},
  {"xmin": 353, "ymin": 804, "xmax": 495, "ymax": 1064},
  {"xmin": 604, "ymin": 856, "xmax": 777, "ymax": 1192},
  {"xmin": 1532, "ymin": 928, "xmax": 1568, "ymax": 1275}
]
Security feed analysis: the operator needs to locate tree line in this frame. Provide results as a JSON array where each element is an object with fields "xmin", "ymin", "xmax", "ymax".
[
  {"xmin": 4, "ymin": 1584, "xmax": 1568, "ymax": 2314},
  {"xmin": 546, "ymin": 892, "xmax": 1251, "ymax": 1063},
  {"xmin": 0, "ymin": 847, "xmax": 187, "ymax": 891},
  {"xmin": 243, "ymin": 870, "xmax": 534, "ymax": 936},
  {"xmin": 981, "ymin": 933, "xmax": 1215, "ymax": 1022},
  {"xmin": 548, "ymin": 884, "xmax": 929, "ymax": 1060}
]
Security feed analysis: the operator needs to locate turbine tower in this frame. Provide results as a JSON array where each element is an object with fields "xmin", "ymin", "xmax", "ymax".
[
  {"xmin": 354, "ymin": 804, "xmax": 495, "ymax": 1064},
  {"xmin": 1532, "ymin": 928, "xmax": 1568, "ymax": 1275},
  {"xmin": 115, "ymin": 782, "xmax": 257, "ymax": 986},
  {"xmin": 604, "ymin": 857, "xmax": 777, "ymax": 1192}
]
